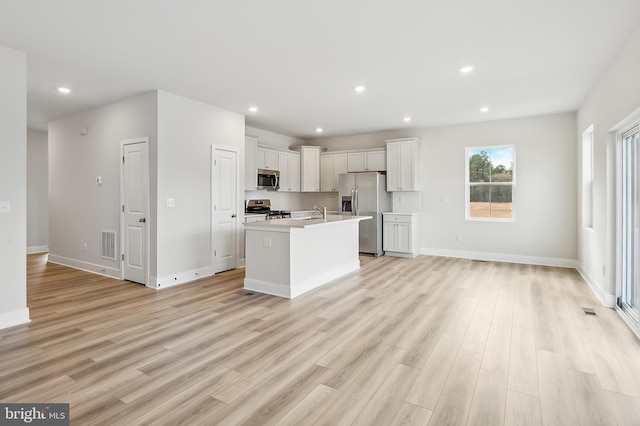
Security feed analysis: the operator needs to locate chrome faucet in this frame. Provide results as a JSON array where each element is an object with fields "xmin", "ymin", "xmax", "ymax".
[{"xmin": 314, "ymin": 205, "xmax": 327, "ymax": 219}]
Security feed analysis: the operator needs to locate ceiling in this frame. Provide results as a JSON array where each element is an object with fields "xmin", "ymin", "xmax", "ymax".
[{"xmin": 1, "ymin": 1, "xmax": 640, "ymax": 139}]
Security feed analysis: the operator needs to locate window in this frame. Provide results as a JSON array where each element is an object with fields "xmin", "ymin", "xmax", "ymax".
[
  {"xmin": 582, "ymin": 125, "xmax": 594, "ymax": 229},
  {"xmin": 465, "ymin": 145, "xmax": 515, "ymax": 221}
]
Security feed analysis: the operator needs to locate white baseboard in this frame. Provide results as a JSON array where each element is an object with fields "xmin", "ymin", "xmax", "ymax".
[
  {"xmin": 0, "ymin": 308, "xmax": 30, "ymax": 330},
  {"xmin": 48, "ymin": 254, "xmax": 121, "ymax": 279},
  {"xmin": 27, "ymin": 245, "xmax": 49, "ymax": 254},
  {"xmin": 152, "ymin": 266, "xmax": 214, "ymax": 290},
  {"xmin": 420, "ymin": 247, "xmax": 577, "ymax": 268},
  {"xmin": 576, "ymin": 263, "xmax": 616, "ymax": 308}
]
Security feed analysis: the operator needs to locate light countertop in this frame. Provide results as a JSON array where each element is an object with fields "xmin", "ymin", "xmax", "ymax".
[{"xmin": 244, "ymin": 214, "xmax": 371, "ymax": 229}]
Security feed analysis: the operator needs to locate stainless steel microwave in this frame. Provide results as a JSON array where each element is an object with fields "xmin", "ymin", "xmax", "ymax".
[{"xmin": 257, "ymin": 169, "xmax": 280, "ymax": 190}]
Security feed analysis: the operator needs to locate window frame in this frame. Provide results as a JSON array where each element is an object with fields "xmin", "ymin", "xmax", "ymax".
[{"xmin": 465, "ymin": 144, "xmax": 516, "ymax": 222}]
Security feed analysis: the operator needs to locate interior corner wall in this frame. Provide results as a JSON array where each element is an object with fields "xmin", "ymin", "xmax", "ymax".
[
  {"xmin": 27, "ymin": 128, "xmax": 49, "ymax": 253},
  {"xmin": 577, "ymin": 21, "xmax": 640, "ymax": 305},
  {"xmin": 0, "ymin": 46, "xmax": 29, "ymax": 329},
  {"xmin": 156, "ymin": 91, "xmax": 244, "ymax": 287},
  {"xmin": 48, "ymin": 91, "xmax": 158, "ymax": 279},
  {"xmin": 311, "ymin": 112, "xmax": 577, "ymax": 265}
]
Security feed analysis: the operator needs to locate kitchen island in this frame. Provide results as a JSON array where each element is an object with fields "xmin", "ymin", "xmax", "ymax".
[{"xmin": 243, "ymin": 215, "xmax": 371, "ymax": 298}]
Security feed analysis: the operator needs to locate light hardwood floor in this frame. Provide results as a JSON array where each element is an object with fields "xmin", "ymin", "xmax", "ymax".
[{"xmin": 2, "ymin": 254, "xmax": 640, "ymax": 425}]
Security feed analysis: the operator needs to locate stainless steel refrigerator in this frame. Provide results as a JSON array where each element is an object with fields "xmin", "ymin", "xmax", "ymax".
[{"xmin": 338, "ymin": 172, "xmax": 391, "ymax": 256}]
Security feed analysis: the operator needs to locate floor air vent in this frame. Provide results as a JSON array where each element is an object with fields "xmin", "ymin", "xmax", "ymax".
[
  {"xmin": 101, "ymin": 230, "xmax": 116, "ymax": 260},
  {"xmin": 583, "ymin": 307, "xmax": 597, "ymax": 316}
]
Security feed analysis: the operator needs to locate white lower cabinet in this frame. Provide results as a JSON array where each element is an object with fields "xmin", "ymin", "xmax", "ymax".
[{"xmin": 383, "ymin": 213, "xmax": 420, "ymax": 258}]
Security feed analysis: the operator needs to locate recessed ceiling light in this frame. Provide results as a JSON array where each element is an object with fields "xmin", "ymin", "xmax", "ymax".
[
  {"xmin": 480, "ymin": 107, "xmax": 489, "ymax": 113},
  {"xmin": 354, "ymin": 85, "xmax": 366, "ymax": 93},
  {"xmin": 403, "ymin": 116, "xmax": 412, "ymax": 122},
  {"xmin": 57, "ymin": 87, "xmax": 71, "ymax": 94},
  {"xmin": 315, "ymin": 127, "xmax": 323, "ymax": 133},
  {"xmin": 460, "ymin": 66, "xmax": 474, "ymax": 73},
  {"xmin": 248, "ymin": 106, "xmax": 258, "ymax": 113}
]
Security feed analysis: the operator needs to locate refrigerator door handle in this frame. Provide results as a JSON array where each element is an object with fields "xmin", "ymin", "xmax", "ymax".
[
  {"xmin": 354, "ymin": 188, "xmax": 359, "ymax": 215},
  {"xmin": 351, "ymin": 188, "xmax": 355, "ymax": 215}
]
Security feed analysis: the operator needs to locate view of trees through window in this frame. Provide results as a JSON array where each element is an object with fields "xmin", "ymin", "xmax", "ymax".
[{"xmin": 467, "ymin": 146, "xmax": 514, "ymax": 220}]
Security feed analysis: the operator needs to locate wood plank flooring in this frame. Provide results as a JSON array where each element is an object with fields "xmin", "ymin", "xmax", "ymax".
[{"xmin": 2, "ymin": 254, "xmax": 640, "ymax": 425}]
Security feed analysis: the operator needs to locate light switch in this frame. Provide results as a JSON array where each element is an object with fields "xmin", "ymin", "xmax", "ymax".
[
  {"xmin": 96, "ymin": 176, "xmax": 103, "ymax": 185},
  {"xmin": 166, "ymin": 198, "xmax": 175, "ymax": 208},
  {"xmin": 0, "ymin": 201, "xmax": 10, "ymax": 213}
]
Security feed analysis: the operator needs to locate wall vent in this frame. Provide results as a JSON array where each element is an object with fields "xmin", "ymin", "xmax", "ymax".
[{"xmin": 101, "ymin": 230, "xmax": 116, "ymax": 260}]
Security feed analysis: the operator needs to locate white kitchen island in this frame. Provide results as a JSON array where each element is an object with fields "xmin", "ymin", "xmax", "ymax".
[{"xmin": 243, "ymin": 215, "xmax": 371, "ymax": 298}]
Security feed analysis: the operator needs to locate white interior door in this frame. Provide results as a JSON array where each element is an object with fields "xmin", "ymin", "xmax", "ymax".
[
  {"xmin": 212, "ymin": 146, "xmax": 238, "ymax": 273},
  {"xmin": 122, "ymin": 140, "xmax": 149, "ymax": 284}
]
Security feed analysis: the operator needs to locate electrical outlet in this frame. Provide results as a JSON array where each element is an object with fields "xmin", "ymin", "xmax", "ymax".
[
  {"xmin": 83, "ymin": 243, "xmax": 88, "ymax": 252},
  {"xmin": 166, "ymin": 198, "xmax": 175, "ymax": 208},
  {"xmin": 263, "ymin": 237, "xmax": 272, "ymax": 247},
  {"xmin": 0, "ymin": 201, "xmax": 10, "ymax": 213},
  {"xmin": 456, "ymin": 234, "xmax": 463, "ymax": 242}
]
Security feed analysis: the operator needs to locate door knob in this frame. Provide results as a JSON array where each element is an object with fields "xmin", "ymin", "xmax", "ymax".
[
  {"xmin": 231, "ymin": 214, "xmax": 237, "ymax": 218},
  {"xmin": 139, "ymin": 218, "xmax": 146, "ymax": 223}
]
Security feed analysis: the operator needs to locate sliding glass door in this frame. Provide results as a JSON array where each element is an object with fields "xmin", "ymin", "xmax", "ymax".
[{"xmin": 618, "ymin": 125, "xmax": 640, "ymax": 325}]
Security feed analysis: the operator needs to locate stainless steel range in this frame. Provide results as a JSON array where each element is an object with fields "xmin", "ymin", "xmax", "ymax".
[{"xmin": 245, "ymin": 199, "xmax": 291, "ymax": 219}]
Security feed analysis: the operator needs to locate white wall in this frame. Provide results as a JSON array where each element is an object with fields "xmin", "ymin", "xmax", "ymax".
[
  {"xmin": 245, "ymin": 126, "xmax": 304, "ymax": 150},
  {"xmin": 0, "ymin": 46, "xmax": 29, "ymax": 328},
  {"xmin": 312, "ymin": 112, "xmax": 577, "ymax": 265},
  {"xmin": 27, "ymin": 129, "xmax": 48, "ymax": 252},
  {"xmin": 577, "ymin": 21, "xmax": 640, "ymax": 306},
  {"xmin": 48, "ymin": 92, "xmax": 158, "ymax": 278},
  {"xmin": 156, "ymin": 91, "xmax": 244, "ymax": 287}
]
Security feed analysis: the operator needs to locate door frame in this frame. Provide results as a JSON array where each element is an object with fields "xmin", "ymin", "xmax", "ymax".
[
  {"xmin": 211, "ymin": 144, "xmax": 241, "ymax": 272},
  {"xmin": 120, "ymin": 137, "xmax": 151, "ymax": 286},
  {"xmin": 614, "ymin": 106, "xmax": 640, "ymax": 337}
]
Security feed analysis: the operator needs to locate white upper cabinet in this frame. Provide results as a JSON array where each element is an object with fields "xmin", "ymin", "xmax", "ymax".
[
  {"xmin": 386, "ymin": 137, "xmax": 419, "ymax": 191},
  {"xmin": 256, "ymin": 146, "xmax": 279, "ymax": 170},
  {"xmin": 347, "ymin": 149, "xmax": 386, "ymax": 172},
  {"xmin": 300, "ymin": 146, "xmax": 322, "ymax": 192},
  {"xmin": 245, "ymin": 136, "xmax": 257, "ymax": 190},
  {"xmin": 320, "ymin": 153, "xmax": 347, "ymax": 192},
  {"xmin": 278, "ymin": 151, "xmax": 300, "ymax": 192}
]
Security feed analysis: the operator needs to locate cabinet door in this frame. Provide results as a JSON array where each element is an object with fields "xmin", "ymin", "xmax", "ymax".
[
  {"xmin": 347, "ymin": 152, "xmax": 367, "ymax": 172},
  {"xmin": 396, "ymin": 222, "xmax": 411, "ymax": 252},
  {"xmin": 386, "ymin": 142, "xmax": 400, "ymax": 191},
  {"xmin": 264, "ymin": 149, "xmax": 278, "ymax": 169},
  {"xmin": 244, "ymin": 137, "xmax": 257, "ymax": 190},
  {"xmin": 301, "ymin": 147, "xmax": 320, "ymax": 192},
  {"xmin": 383, "ymin": 222, "xmax": 396, "ymax": 251},
  {"xmin": 333, "ymin": 154, "xmax": 347, "ymax": 189},
  {"xmin": 399, "ymin": 141, "xmax": 415, "ymax": 190},
  {"xmin": 288, "ymin": 153, "xmax": 300, "ymax": 192},
  {"xmin": 367, "ymin": 150, "xmax": 386, "ymax": 171},
  {"xmin": 278, "ymin": 151, "xmax": 290, "ymax": 191},
  {"xmin": 320, "ymin": 155, "xmax": 334, "ymax": 192},
  {"xmin": 256, "ymin": 147, "xmax": 266, "ymax": 169}
]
